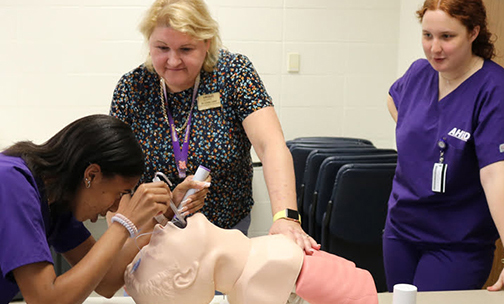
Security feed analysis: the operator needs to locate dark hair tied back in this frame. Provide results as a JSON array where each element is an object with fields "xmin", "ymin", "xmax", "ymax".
[{"xmin": 3, "ymin": 114, "xmax": 145, "ymax": 207}]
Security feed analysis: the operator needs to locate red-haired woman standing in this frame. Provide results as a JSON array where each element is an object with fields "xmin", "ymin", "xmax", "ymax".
[{"xmin": 384, "ymin": 0, "xmax": 504, "ymax": 291}]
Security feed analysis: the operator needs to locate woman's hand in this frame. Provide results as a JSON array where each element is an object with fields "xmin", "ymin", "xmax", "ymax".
[
  {"xmin": 171, "ymin": 174, "xmax": 211, "ymax": 217},
  {"xmin": 269, "ymin": 219, "xmax": 320, "ymax": 254},
  {"xmin": 242, "ymin": 107, "xmax": 318, "ymax": 253},
  {"xmin": 116, "ymin": 181, "xmax": 171, "ymax": 228}
]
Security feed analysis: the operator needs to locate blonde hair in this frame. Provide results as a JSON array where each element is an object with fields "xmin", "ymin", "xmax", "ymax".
[{"xmin": 139, "ymin": 0, "xmax": 222, "ymax": 72}]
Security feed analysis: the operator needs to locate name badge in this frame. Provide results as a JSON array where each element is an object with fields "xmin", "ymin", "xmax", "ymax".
[
  {"xmin": 198, "ymin": 93, "xmax": 221, "ymax": 110},
  {"xmin": 432, "ymin": 163, "xmax": 447, "ymax": 193}
]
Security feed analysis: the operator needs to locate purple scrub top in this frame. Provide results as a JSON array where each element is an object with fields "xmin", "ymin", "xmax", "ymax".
[
  {"xmin": 384, "ymin": 59, "xmax": 504, "ymax": 245},
  {"xmin": 0, "ymin": 154, "xmax": 91, "ymax": 303}
]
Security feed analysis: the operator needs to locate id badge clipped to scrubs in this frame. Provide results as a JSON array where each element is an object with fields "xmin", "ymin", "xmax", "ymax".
[{"xmin": 432, "ymin": 138, "xmax": 447, "ymax": 193}]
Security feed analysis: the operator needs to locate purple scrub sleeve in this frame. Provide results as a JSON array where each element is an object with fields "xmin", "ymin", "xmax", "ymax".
[{"xmin": 0, "ymin": 154, "xmax": 91, "ymax": 303}]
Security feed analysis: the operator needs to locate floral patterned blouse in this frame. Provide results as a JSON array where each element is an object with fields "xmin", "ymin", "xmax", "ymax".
[{"xmin": 110, "ymin": 49, "xmax": 273, "ymax": 228}]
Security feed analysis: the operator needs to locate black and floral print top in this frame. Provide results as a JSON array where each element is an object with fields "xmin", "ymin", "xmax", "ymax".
[{"xmin": 110, "ymin": 49, "xmax": 273, "ymax": 228}]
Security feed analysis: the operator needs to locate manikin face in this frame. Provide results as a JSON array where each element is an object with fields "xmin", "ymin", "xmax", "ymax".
[
  {"xmin": 149, "ymin": 26, "xmax": 210, "ymax": 93},
  {"xmin": 139, "ymin": 218, "xmax": 207, "ymax": 277},
  {"xmin": 421, "ymin": 9, "xmax": 478, "ymax": 74},
  {"xmin": 125, "ymin": 213, "xmax": 215, "ymax": 304},
  {"xmin": 72, "ymin": 172, "xmax": 138, "ymax": 223}
]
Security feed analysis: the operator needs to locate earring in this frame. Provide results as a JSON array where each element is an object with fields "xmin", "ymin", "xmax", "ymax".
[{"xmin": 85, "ymin": 178, "xmax": 91, "ymax": 189}]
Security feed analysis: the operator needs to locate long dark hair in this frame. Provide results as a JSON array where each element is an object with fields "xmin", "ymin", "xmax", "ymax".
[
  {"xmin": 3, "ymin": 114, "xmax": 144, "ymax": 210},
  {"xmin": 416, "ymin": 0, "xmax": 495, "ymax": 60}
]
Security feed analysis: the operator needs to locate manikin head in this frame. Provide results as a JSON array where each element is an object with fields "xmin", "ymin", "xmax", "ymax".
[{"xmin": 125, "ymin": 213, "xmax": 219, "ymax": 304}]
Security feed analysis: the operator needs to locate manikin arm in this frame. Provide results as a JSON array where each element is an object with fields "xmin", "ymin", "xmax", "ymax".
[{"xmin": 296, "ymin": 250, "xmax": 378, "ymax": 304}]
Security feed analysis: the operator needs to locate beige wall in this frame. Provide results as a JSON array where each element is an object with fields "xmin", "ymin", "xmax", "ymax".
[
  {"xmin": 483, "ymin": 0, "xmax": 504, "ymax": 66},
  {"xmin": 0, "ymin": 0, "xmax": 401, "ymax": 150},
  {"xmin": 396, "ymin": 0, "xmax": 425, "ymax": 76}
]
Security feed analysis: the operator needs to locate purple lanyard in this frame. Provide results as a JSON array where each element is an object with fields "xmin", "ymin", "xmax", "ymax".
[{"xmin": 161, "ymin": 75, "xmax": 200, "ymax": 178}]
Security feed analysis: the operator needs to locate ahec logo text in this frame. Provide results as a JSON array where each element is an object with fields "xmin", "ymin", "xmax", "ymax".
[{"xmin": 448, "ymin": 128, "xmax": 471, "ymax": 142}]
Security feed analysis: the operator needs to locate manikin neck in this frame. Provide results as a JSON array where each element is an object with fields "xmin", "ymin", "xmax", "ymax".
[{"xmin": 212, "ymin": 229, "xmax": 251, "ymax": 294}]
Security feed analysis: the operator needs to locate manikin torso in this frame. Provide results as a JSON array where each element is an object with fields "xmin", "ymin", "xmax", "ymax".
[{"xmin": 124, "ymin": 213, "xmax": 304, "ymax": 304}]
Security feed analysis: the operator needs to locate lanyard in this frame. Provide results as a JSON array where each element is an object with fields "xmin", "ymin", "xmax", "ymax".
[
  {"xmin": 432, "ymin": 137, "xmax": 448, "ymax": 193},
  {"xmin": 161, "ymin": 75, "xmax": 200, "ymax": 178}
]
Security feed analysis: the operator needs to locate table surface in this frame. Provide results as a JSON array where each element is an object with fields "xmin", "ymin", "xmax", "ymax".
[
  {"xmin": 377, "ymin": 289, "xmax": 504, "ymax": 304},
  {"xmin": 10, "ymin": 290, "xmax": 504, "ymax": 304},
  {"xmin": 10, "ymin": 295, "xmax": 229, "ymax": 304}
]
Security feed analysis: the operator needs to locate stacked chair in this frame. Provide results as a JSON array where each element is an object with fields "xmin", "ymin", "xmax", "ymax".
[
  {"xmin": 308, "ymin": 152, "xmax": 397, "ymax": 243},
  {"xmin": 286, "ymin": 136, "xmax": 373, "ymax": 149},
  {"xmin": 288, "ymin": 137, "xmax": 396, "ymax": 292},
  {"xmin": 287, "ymin": 136, "xmax": 375, "ymax": 228}
]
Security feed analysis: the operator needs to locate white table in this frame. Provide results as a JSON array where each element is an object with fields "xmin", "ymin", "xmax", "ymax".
[
  {"xmin": 378, "ymin": 289, "xmax": 504, "ymax": 304},
  {"xmin": 11, "ymin": 290, "xmax": 504, "ymax": 303},
  {"xmin": 10, "ymin": 295, "xmax": 228, "ymax": 304}
]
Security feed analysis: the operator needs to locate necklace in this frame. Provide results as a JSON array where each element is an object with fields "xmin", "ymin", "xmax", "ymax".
[
  {"xmin": 159, "ymin": 75, "xmax": 201, "ymax": 178},
  {"xmin": 159, "ymin": 77, "xmax": 198, "ymax": 132},
  {"xmin": 440, "ymin": 56, "xmax": 481, "ymax": 86}
]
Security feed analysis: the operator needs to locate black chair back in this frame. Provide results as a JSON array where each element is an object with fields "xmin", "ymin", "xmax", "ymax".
[
  {"xmin": 287, "ymin": 136, "xmax": 373, "ymax": 149},
  {"xmin": 308, "ymin": 153, "xmax": 397, "ymax": 242},
  {"xmin": 289, "ymin": 143, "xmax": 374, "ymax": 214},
  {"xmin": 300, "ymin": 148, "xmax": 395, "ymax": 232}
]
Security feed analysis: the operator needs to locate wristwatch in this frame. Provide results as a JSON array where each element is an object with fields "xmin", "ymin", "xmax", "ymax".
[{"xmin": 273, "ymin": 208, "xmax": 301, "ymax": 224}]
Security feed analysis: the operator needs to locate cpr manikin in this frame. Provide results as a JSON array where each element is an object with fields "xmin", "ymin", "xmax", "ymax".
[{"xmin": 124, "ymin": 213, "xmax": 377, "ymax": 304}]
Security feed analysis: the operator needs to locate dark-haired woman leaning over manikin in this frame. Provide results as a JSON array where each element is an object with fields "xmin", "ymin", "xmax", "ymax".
[{"xmin": 0, "ymin": 114, "xmax": 207, "ymax": 303}]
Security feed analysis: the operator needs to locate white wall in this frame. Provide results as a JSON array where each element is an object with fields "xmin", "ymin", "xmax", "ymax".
[
  {"xmin": 0, "ymin": 0, "xmax": 427, "ymax": 237},
  {"xmin": 397, "ymin": 0, "xmax": 425, "ymax": 75}
]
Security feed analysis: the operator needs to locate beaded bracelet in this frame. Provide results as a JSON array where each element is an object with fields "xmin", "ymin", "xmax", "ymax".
[{"xmin": 111, "ymin": 213, "xmax": 138, "ymax": 238}]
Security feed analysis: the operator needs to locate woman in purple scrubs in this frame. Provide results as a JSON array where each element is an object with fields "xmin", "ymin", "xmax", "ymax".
[
  {"xmin": 383, "ymin": 0, "xmax": 504, "ymax": 291},
  {"xmin": 0, "ymin": 114, "xmax": 207, "ymax": 303}
]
